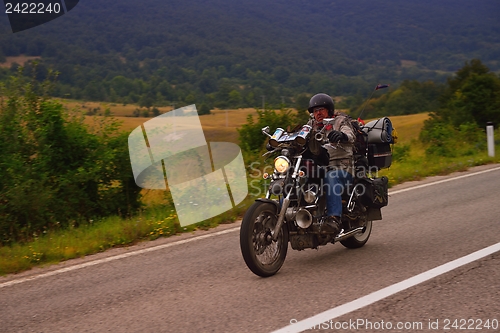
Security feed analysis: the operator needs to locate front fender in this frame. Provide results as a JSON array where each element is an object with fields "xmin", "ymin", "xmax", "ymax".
[{"xmin": 255, "ymin": 198, "xmax": 281, "ymax": 213}]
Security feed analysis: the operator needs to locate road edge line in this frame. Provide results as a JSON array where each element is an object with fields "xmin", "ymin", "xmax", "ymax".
[
  {"xmin": 389, "ymin": 165, "xmax": 500, "ymax": 195},
  {"xmin": 0, "ymin": 227, "xmax": 238, "ymax": 289}
]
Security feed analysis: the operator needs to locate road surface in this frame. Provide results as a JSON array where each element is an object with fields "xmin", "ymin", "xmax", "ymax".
[{"xmin": 1, "ymin": 164, "xmax": 499, "ymax": 333}]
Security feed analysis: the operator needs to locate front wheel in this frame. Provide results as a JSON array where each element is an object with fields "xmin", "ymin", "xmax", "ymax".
[
  {"xmin": 240, "ymin": 202, "xmax": 288, "ymax": 277},
  {"xmin": 340, "ymin": 220, "xmax": 372, "ymax": 249}
]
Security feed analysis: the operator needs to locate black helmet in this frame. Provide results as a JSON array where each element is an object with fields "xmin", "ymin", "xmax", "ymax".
[{"xmin": 308, "ymin": 93, "xmax": 334, "ymax": 116}]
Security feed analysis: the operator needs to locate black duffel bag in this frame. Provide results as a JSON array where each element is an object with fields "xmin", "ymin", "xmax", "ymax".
[{"xmin": 359, "ymin": 176, "xmax": 389, "ymax": 208}]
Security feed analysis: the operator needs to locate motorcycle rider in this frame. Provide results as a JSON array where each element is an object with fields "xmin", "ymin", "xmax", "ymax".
[{"xmin": 307, "ymin": 93, "xmax": 356, "ymax": 235}]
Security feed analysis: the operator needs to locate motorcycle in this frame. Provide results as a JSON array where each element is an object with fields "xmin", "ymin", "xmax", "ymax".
[{"xmin": 240, "ymin": 116, "xmax": 394, "ymax": 277}]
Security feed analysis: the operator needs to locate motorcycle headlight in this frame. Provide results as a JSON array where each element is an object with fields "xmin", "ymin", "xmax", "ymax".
[{"xmin": 274, "ymin": 156, "xmax": 290, "ymax": 174}]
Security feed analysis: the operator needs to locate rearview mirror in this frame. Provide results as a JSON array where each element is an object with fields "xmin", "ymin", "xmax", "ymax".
[{"xmin": 322, "ymin": 118, "xmax": 335, "ymax": 125}]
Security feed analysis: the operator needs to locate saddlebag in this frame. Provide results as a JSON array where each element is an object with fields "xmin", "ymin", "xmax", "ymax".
[
  {"xmin": 359, "ymin": 176, "xmax": 389, "ymax": 208},
  {"xmin": 362, "ymin": 117, "xmax": 394, "ymax": 170},
  {"xmin": 367, "ymin": 143, "xmax": 392, "ymax": 170}
]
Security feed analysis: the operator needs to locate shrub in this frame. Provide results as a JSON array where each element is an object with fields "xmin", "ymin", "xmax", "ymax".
[
  {"xmin": 420, "ymin": 60, "xmax": 499, "ymax": 158},
  {"xmin": 0, "ymin": 68, "xmax": 141, "ymax": 244},
  {"xmin": 198, "ymin": 103, "xmax": 211, "ymax": 115},
  {"xmin": 238, "ymin": 106, "xmax": 302, "ymax": 157},
  {"xmin": 392, "ymin": 144, "xmax": 410, "ymax": 162}
]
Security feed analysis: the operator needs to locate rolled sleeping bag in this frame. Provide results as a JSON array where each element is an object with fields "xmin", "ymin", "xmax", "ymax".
[{"xmin": 362, "ymin": 117, "xmax": 394, "ymax": 144}]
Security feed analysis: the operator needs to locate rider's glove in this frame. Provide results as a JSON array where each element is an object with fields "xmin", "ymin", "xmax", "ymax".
[{"xmin": 327, "ymin": 130, "xmax": 348, "ymax": 143}]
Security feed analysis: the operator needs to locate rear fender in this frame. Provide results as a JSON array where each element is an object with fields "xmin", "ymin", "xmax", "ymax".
[{"xmin": 367, "ymin": 207, "xmax": 382, "ymax": 221}]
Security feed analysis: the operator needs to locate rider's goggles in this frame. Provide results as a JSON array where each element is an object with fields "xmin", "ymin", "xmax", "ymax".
[{"xmin": 313, "ymin": 107, "xmax": 327, "ymax": 113}]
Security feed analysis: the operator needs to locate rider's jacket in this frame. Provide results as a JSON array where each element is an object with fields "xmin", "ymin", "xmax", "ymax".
[{"xmin": 307, "ymin": 112, "xmax": 356, "ymax": 175}]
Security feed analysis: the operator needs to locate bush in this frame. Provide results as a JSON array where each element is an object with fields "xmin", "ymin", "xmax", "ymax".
[
  {"xmin": 420, "ymin": 118, "xmax": 487, "ymax": 157},
  {"xmin": 419, "ymin": 60, "xmax": 499, "ymax": 158},
  {"xmin": 237, "ymin": 106, "xmax": 303, "ymax": 157},
  {"xmin": 420, "ymin": 119, "xmax": 458, "ymax": 157},
  {"xmin": 0, "ymin": 68, "xmax": 141, "ymax": 244},
  {"xmin": 392, "ymin": 144, "xmax": 410, "ymax": 162},
  {"xmin": 198, "ymin": 103, "xmax": 211, "ymax": 115}
]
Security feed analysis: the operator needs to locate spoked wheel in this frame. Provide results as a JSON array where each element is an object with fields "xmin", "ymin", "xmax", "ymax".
[
  {"xmin": 240, "ymin": 202, "xmax": 288, "ymax": 277},
  {"xmin": 340, "ymin": 220, "xmax": 372, "ymax": 249}
]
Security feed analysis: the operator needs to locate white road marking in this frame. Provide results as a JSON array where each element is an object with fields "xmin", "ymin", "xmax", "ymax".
[
  {"xmin": 1, "ymin": 165, "xmax": 499, "ymax": 290},
  {"xmin": 0, "ymin": 227, "xmax": 238, "ymax": 289},
  {"xmin": 271, "ymin": 242, "xmax": 500, "ymax": 333},
  {"xmin": 389, "ymin": 165, "xmax": 500, "ymax": 195}
]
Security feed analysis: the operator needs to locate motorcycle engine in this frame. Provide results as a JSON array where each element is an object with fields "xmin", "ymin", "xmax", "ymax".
[{"xmin": 290, "ymin": 234, "xmax": 319, "ymax": 251}]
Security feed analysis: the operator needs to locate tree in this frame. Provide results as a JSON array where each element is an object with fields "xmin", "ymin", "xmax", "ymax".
[
  {"xmin": 446, "ymin": 59, "xmax": 490, "ymax": 94},
  {"xmin": 198, "ymin": 103, "xmax": 211, "ymax": 115},
  {"xmin": 438, "ymin": 59, "xmax": 500, "ymax": 127},
  {"xmin": 228, "ymin": 90, "xmax": 242, "ymax": 107},
  {"xmin": 357, "ymin": 80, "xmax": 444, "ymax": 117},
  {"xmin": 0, "ymin": 68, "xmax": 141, "ymax": 243},
  {"xmin": 139, "ymin": 93, "xmax": 155, "ymax": 110},
  {"xmin": 420, "ymin": 59, "xmax": 500, "ymax": 156},
  {"xmin": 214, "ymin": 82, "xmax": 232, "ymax": 108},
  {"xmin": 84, "ymin": 81, "xmax": 107, "ymax": 101},
  {"xmin": 451, "ymin": 71, "xmax": 500, "ymax": 127},
  {"xmin": 110, "ymin": 75, "xmax": 134, "ymax": 97}
]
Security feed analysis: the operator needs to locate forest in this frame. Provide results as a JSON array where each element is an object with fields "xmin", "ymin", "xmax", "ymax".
[{"xmin": 0, "ymin": 0, "xmax": 499, "ymax": 112}]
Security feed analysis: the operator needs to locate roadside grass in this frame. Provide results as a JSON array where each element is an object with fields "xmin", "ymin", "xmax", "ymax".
[
  {"xmin": 379, "ymin": 141, "xmax": 500, "ymax": 187},
  {"xmin": 1, "ymin": 111, "xmax": 498, "ymax": 276},
  {"xmin": 0, "ymin": 206, "xmax": 180, "ymax": 275},
  {"xmin": 0, "ymin": 198, "xmax": 252, "ymax": 276},
  {"xmin": 377, "ymin": 113, "xmax": 500, "ymax": 185}
]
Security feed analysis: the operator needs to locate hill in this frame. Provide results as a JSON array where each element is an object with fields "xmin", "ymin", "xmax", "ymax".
[{"xmin": 1, "ymin": 0, "xmax": 499, "ymax": 108}]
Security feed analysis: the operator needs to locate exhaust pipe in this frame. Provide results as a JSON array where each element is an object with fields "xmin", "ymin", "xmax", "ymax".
[
  {"xmin": 334, "ymin": 227, "xmax": 365, "ymax": 242},
  {"xmin": 296, "ymin": 209, "xmax": 313, "ymax": 229}
]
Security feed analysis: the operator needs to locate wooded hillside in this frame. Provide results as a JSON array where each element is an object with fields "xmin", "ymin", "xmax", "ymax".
[{"xmin": 0, "ymin": 0, "xmax": 499, "ymax": 109}]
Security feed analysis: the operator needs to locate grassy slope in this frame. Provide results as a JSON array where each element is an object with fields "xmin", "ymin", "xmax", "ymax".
[{"xmin": 386, "ymin": 113, "xmax": 430, "ymax": 144}]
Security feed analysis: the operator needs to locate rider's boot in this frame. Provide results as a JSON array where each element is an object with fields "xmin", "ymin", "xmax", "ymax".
[{"xmin": 321, "ymin": 216, "xmax": 342, "ymax": 235}]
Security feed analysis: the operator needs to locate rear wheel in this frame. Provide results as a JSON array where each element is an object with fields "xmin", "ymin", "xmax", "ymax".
[
  {"xmin": 340, "ymin": 220, "xmax": 372, "ymax": 249},
  {"xmin": 240, "ymin": 202, "xmax": 288, "ymax": 277}
]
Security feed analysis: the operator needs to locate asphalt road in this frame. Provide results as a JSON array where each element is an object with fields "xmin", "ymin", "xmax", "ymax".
[{"xmin": 1, "ymin": 164, "xmax": 500, "ymax": 333}]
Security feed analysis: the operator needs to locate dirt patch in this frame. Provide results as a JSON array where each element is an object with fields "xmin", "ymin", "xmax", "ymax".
[
  {"xmin": 0, "ymin": 55, "xmax": 41, "ymax": 68},
  {"xmin": 400, "ymin": 59, "xmax": 417, "ymax": 68}
]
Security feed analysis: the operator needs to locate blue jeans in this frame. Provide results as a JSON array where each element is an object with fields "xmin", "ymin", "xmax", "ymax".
[{"xmin": 324, "ymin": 169, "xmax": 353, "ymax": 217}]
